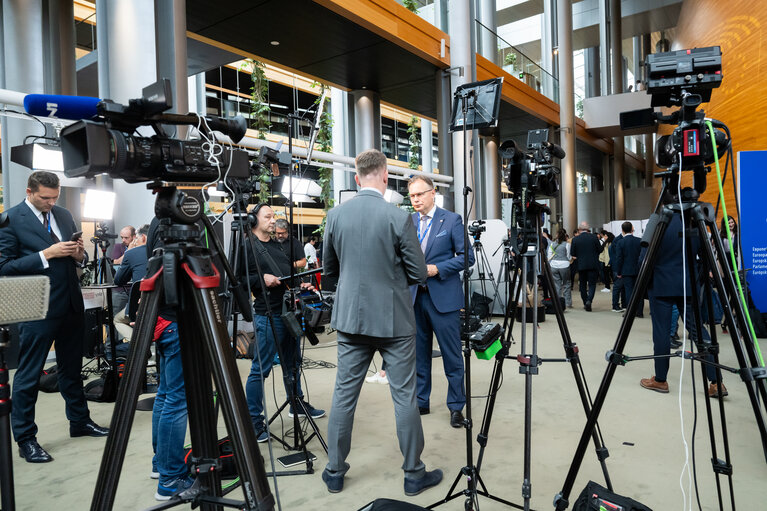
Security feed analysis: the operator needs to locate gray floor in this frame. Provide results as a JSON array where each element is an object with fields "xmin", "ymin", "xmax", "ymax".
[{"xmin": 11, "ymin": 289, "xmax": 767, "ymax": 510}]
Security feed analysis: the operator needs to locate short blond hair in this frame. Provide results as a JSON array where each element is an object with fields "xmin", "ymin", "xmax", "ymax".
[{"xmin": 355, "ymin": 149, "xmax": 387, "ymax": 178}]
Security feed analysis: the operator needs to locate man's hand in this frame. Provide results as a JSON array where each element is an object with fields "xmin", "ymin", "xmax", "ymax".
[
  {"xmin": 73, "ymin": 238, "xmax": 85, "ymax": 263},
  {"xmin": 43, "ymin": 241, "xmax": 79, "ymax": 260},
  {"xmin": 264, "ymin": 274, "xmax": 282, "ymax": 288},
  {"xmin": 300, "ymin": 282, "xmax": 316, "ymax": 292},
  {"xmin": 427, "ymin": 264, "xmax": 439, "ymax": 278}
]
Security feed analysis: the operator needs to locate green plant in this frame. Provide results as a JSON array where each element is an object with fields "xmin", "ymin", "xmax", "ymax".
[
  {"xmin": 575, "ymin": 98, "xmax": 584, "ymax": 118},
  {"xmin": 407, "ymin": 116, "xmax": 420, "ymax": 170},
  {"xmin": 311, "ymin": 82, "xmax": 334, "ymax": 237},
  {"xmin": 403, "ymin": 0, "xmax": 419, "ymax": 14},
  {"xmin": 504, "ymin": 52, "xmax": 517, "ymax": 68},
  {"xmin": 240, "ymin": 59, "xmax": 273, "ymax": 203}
]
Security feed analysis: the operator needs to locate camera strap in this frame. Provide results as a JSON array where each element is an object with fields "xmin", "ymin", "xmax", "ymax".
[{"xmin": 250, "ymin": 237, "xmax": 285, "ymax": 280}]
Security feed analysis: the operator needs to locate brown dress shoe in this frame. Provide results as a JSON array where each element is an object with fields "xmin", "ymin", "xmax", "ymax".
[
  {"xmin": 640, "ymin": 376, "xmax": 669, "ymax": 393},
  {"xmin": 708, "ymin": 382, "xmax": 728, "ymax": 398}
]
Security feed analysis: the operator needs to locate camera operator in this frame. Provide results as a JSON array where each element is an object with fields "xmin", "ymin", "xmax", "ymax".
[
  {"xmin": 242, "ymin": 204, "xmax": 324, "ymax": 443},
  {"xmin": 274, "ymin": 217, "xmax": 307, "ymax": 269},
  {"xmin": 111, "ymin": 225, "xmax": 136, "ymax": 264},
  {"xmin": 0, "ymin": 171, "xmax": 108, "ymax": 463},
  {"xmin": 407, "ymin": 175, "xmax": 474, "ymax": 429}
]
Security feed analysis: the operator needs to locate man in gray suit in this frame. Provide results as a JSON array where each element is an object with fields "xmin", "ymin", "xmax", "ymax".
[{"xmin": 321, "ymin": 149, "xmax": 443, "ymax": 496}]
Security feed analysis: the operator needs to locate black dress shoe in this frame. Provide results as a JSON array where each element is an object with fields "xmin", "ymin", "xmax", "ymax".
[
  {"xmin": 670, "ymin": 339, "xmax": 683, "ymax": 349},
  {"xmin": 584, "ymin": 302, "xmax": 592, "ymax": 312},
  {"xmin": 18, "ymin": 439, "xmax": 53, "ymax": 463},
  {"xmin": 70, "ymin": 420, "xmax": 109, "ymax": 438},
  {"xmin": 418, "ymin": 407, "xmax": 430, "ymax": 415},
  {"xmin": 450, "ymin": 410, "xmax": 464, "ymax": 429}
]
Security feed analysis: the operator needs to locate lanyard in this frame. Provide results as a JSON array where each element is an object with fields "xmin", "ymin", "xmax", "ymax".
[
  {"xmin": 418, "ymin": 214, "xmax": 434, "ymax": 245},
  {"xmin": 44, "ymin": 213, "xmax": 51, "ymax": 233}
]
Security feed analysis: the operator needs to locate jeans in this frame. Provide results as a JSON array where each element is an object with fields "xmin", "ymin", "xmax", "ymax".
[
  {"xmin": 669, "ymin": 305, "xmax": 679, "ymax": 338},
  {"xmin": 578, "ymin": 269, "xmax": 598, "ymax": 306},
  {"xmin": 246, "ymin": 315, "xmax": 303, "ymax": 431},
  {"xmin": 152, "ymin": 322, "xmax": 189, "ymax": 485}
]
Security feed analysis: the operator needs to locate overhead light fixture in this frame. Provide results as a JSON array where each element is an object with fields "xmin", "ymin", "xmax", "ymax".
[
  {"xmin": 270, "ymin": 40, "xmax": 280, "ymax": 46},
  {"xmin": 552, "ymin": 46, "xmax": 559, "ymax": 55},
  {"xmin": 384, "ymin": 189, "xmax": 404, "ymax": 204},
  {"xmin": 10, "ymin": 142, "xmax": 64, "ymax": 171},
  {"xmin": 82, "ymin": 189, "xmax": 116, "ymax": 220},
  {"xmin": 281, "ymin": 177, "xmax": 321, "ymax": 203}
]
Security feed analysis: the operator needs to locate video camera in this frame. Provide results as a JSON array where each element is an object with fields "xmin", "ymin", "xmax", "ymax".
[
  {"xmin": 60, "ymin": 79, "xmax": 250, "ymax": 184},
  {"xmin": 619, "ymin": 46, "xmax": 729, "ymax": 196},
  {"xmin": 468, "ymin": 219, "xmax": 486, "ymax": 238},
  {"xmin": 92, "ymin": 224, "xmax": 117, "ymax": 242},
  {"xmin": 499, "ymin": 128, "xmax": 563, "ymax": 199}
]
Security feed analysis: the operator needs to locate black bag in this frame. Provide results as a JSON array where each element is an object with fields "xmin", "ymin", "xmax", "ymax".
[
  {"xmin": 235, "ymin": 331, "xmax": 255, "ymax": 359},
  {"xmin": 183, "ymin": 437, "xmax": 238, "ymax": 479},
  {"xmin": 83, "ymin": 371, "xmax": 119, "ymax": 402},
  {"xmin": 38, "ymin": 365, "xmax": 59, "ymax": 393},
  {"xmin": 573, "ymin": 481, "xmax": 653, "ymax": 511}
]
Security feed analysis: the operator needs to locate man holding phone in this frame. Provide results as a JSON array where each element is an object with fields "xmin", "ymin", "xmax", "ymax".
[{"xmin": 0, "ymin": 171, "xmax": 108, "ymax": 464}]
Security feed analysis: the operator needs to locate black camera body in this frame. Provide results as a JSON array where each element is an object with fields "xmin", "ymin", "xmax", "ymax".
[
  {"xmin": 60, "ymin": 79, "xmax": 250, "ymax": 184},
  {"xmin": 500, "ymin": 129, "xmax": 563, "ymax": 200},
  {"xmin": 468, "ymin": 219, "xmax": 486, "ymax": 238}
]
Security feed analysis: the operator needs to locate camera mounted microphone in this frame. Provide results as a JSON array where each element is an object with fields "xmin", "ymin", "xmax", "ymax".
[
  {"xmin": 540, "ymin": 140, "xmax": 566, "ymax": 160},
  {"xmin": 24, "ymin": 94, "xmax": 101, "ymax": 120}
]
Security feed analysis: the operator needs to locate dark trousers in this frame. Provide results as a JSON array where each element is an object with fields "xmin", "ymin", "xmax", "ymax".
[
  {"xmin": 622, "ymin": 275, "xmax": 644, "ymax": 316},
  {"xmin": 612, "ymin": 271, "xmax": 626, "ymax": 309},
  {"xmin": 649, "ymin": 296, "xmax": 717, "ymax": 383},
  {"xmin": 12, "ymin": 313, "xmax": 90, "ymax": 443},
  {"xmin": 578, "ymin": 269, "xmax": 598, "ymax": 306},
  {"xmin": 414, "ymin": 288, "xmax": 465, "ymax": 412}
]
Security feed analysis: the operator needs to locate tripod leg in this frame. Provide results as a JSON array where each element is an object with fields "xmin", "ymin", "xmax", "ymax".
[
  {"xmin": 91, "ymin": 270, "xmax": 164, "ymax": 511},
  {"xmin": 555, "ymin": 208, "xmax": 672, "ymax": 511},
  {"xmin": 184, "ymin": 268, "xmax": 274, "ymax": 509},
  {"xmin": 540, "ymin": 257, "xmax": 612, "ymax": 491},
  {"xmin": 0, "ymin": 343, "xmax": 15, "ymax": 511}
]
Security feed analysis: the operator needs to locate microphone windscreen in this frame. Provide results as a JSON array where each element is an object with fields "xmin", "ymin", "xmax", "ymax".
[
  {"xmin": 24, "ymin": 94, "xmax": 101, "ymax": 120},
  {"xmin": 0, "ymin": 276, "xmax": 50, "ymax": 323}
]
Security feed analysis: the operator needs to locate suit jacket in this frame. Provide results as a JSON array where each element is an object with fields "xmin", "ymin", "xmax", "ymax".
[
  {"xmin": 409, "ymin": 207, "xmax": 475, "ymax": 313},
  {"xmin": 323, "ymin": 189, "xmax": 427, "ymax": 338},
  {"xmin": 641, "ymin": 214, "xmax": 700, "ymax": 297},
  {"xmin": 570, "ymin": 231, "xmax": 602, "ymax": 271},
  {"xmin": 114, "ymin": 245, "xmax": 149, "ymax": 286},
  {"xmin": 0, "ymin": 201, "xmax": 84, "ymax": 318},
  {"xmin": 608, "ymin": 233, "xmax": 623, "ymax": 267},
  {"xmin": 615, "ymin": 234, "xmax": 641, "ymax": 276}
]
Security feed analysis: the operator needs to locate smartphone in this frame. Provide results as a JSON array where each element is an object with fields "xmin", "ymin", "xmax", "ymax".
[{"xmin": 70, "ymin": 231, "xmax": 83, "ymax": 242}]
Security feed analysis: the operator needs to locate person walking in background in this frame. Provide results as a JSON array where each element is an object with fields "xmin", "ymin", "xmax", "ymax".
[
  {"xmin": 614, "ymin": 222, "xmax": 644, "ymax": 318},
  {"xmin": 548, "ymin": 228, "xmax": 572, "ymax": 309},
  {"xmin": 598, "ymin": 230, "xmax": 613, "ymax": 293},
  {"xmin": 570, "ymin": 222, "xmax": 602, "ymax": 311},
  {"xmin": 609, "ymin": 229, "xmax": 626, "ymax": 312}
]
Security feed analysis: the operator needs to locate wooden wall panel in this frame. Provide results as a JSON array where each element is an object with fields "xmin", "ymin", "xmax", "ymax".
[{"xmin": 673, "ymin": 0, "xmax": 767, "ymax": 221}]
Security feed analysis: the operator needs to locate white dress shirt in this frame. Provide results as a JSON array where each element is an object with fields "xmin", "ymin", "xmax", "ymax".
[{"xmin": 25, "ymin": 198, "xmax": 62, "ymax": 269}]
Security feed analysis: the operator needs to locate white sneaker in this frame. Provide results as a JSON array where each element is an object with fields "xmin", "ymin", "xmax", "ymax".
[
  {"xmin": 365, "ymin": 372, "xmax": 388, "ymax": 384},
  {"xmin": 601, "ymin": 288, "xmax": 611, "ymax": 293}
]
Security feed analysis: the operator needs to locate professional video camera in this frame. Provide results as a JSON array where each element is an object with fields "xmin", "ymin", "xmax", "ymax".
[
  {"xmin": 499, "ymin": 128, "xmax": 563, "ymax": 199},
  {"xmin": 92, "ymin": 224, "xmax": 117, "ymax": 242},
  {"xmin": 468, "ymin": 219, "xmax": 486, "ymax": 238},
  {"xmin": 620, "ymin": 46, "xmax": 729, "ymax": 195},
  {"xmin": 60, "ymin": 79, "xmax": 250, "ymax": 184}
]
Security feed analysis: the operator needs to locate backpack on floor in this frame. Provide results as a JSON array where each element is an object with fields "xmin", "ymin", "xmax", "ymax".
[
  {"xmin": 573, "ymin": 481, "xmax": 653, "ymax": 511},
  {"xmin": 38, "ymin": 365, "xmax": 59, "ymax": 393},
  {"xmin": 183, "ymin": 437, "xmax": 238, "ymax": 479}
]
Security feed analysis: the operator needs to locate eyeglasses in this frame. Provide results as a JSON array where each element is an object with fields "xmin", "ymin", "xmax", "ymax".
[{"xmin": 409, "ymin": 188, "xmax": 434, "ymax": 200}]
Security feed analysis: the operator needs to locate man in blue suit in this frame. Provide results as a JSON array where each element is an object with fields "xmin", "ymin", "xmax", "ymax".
[
  {"xmin": 0, "ymin": 171, "xmax": 108, "ymax": 464},
  {"xmin": 614, "ymin": 221, "xmax": 644, "ymax": 318},
  {"xmin": 408, "ymin": 175, "xmax": 474, "ymax": 428}
]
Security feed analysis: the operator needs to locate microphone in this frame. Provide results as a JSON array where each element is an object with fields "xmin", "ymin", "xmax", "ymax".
[
  {"xmin": 541, "ymin": 141, "xmax": 566, "ymax": 159},
  {"xmin": 23, "ymin": 94, "xmax": 101, "ymax": 120}
]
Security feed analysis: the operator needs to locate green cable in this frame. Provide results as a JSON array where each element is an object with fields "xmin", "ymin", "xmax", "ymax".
[{"xmin": 706, "ymin": 121, "xmax": 764, "ymax": 366}]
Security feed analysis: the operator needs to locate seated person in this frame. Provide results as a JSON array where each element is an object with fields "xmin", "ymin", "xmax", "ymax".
[{"xmin": 113, "ymin": 224, "xmax": 149, "ymax": 341}]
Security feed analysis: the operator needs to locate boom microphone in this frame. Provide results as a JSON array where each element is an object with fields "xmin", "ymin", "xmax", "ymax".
[
  {"xmin": 23, "ymin": 94, "xmax": 101, "ymax": 120},
  {"xmin": 541, "ymin": 140, "xmax": 566, "ymax": 159}
]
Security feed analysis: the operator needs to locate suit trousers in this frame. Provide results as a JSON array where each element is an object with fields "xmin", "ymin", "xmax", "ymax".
[
  {"xmin": 414, "ymin": 289, "xmax": 465, "ymax": 411},
  {"xmin": 12, "ymin": 312, "xmax": 90, "ymax": 443},
  {"xmin": 649, "ymin": 296, "xmax": 717, "ymax": 383},
  {"xmin": 612, "ymin": 270, "xmax": 626, "ymax": 309},
  {"xmin": 325, "ymin": 331, "xmax": 426, "ymax": 479},
  {"xmin": 622, "ymin": 276, "xmax": 644, "ymax": 316},
  {"xmin": 578, "ymin": 269, "xmax": 598, "ymax": 305}
]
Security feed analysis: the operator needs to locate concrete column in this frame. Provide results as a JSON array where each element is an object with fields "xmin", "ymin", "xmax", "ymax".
[
  {"xmin": 541, "ymin": 0, "xmax": 557, "ymax": 98},
  {"xmin": 155, "ymin": 0, "xmax": 188, "ymax": 126},
  {"xmin": 584, "ymin": 47, "xmax": 600, "ymax": 98},
  {"xmin": 187, "ymin": 72, "xmax": 205, "ymax": 115},
  {"xmin": 44, "ymin": 0, "xmax": 76, "ymax": 95},
  {"xmin": 610, "ymin": 0, "xmax": 625, "ymax": 219},
  {"xmin": 632, "ymin": 35, "xmax": 642, "ymax": 90},
  {"xmin": 350, "ymin": 89, "xmax": 381, "ymax": 154},
  {"xmin": 96, "ymin": 0, "xmax": 158, "ymax": 231},
  {"xmin": 598, "ymin": 0, "xmax": 610, "ymax": 96},
  {"xmin": 481, "ymin": 136, "xmax": 501, "ymax": 219},
  {"xmin": 2, "ymin": 0, "xmax": 46, "ymax": 206},
  {"xmin": 436, "ymin": 69, "xmax": 454, "ymax": 210},
  {"xmin": 477, "ymin": 0, "xmax": 496, "ymax": 62},
  {"xmin": 448, "ymin": 0, "xmax": 476, "ymax": 218},
  {"xmin": 557, "ymin": 0, "xmax": 577, "ymax": 234},
  {"xmin": 421, "ymin": 120, "xmax": 433, "ymax": 174},
  {"xmin": 331, "ymin": 87, "xmax": 350, "ymax": 202}
]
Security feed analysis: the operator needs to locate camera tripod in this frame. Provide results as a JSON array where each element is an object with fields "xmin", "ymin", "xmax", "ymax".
[
  {"xmin": 0, "ymin": 326, "xmax": 15, "ymax": 511},
  {"xmin": 90, "ymin": 186, "xmax": 274, "ymax": 511},
  {"xmin": 554, "ymin": 191, "xmax": 767, "ymax": 511},
  {"xmin": 468, "ymin": 231, "xmax": 505, "ymax": 318}
]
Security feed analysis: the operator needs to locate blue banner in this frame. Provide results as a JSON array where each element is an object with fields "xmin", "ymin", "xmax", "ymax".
[{"xmin": 739, "ymin": 150, "xmax": 767, "ymax": 313}]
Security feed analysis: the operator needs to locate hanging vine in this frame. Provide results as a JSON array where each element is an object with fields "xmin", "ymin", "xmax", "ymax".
[
  {"xmin": 240, "ymin": 59, "xmax": 272, "ymax": 203},
  {"xmin": 403, "ymin": 0, "xmax": 419, "ymax": 14},
  {"xmin": 311, "ymin": 82, "xmax": 334, "ymax": 237},
  {"xmin": 407, "ymin": 115, "xmax": 421, "ymax": 170}
]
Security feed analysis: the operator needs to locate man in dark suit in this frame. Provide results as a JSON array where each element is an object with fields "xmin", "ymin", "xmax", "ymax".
[
  {"xmin": 609, "ymin": 231, "xmax": 626, "ymax": 312},
  {"xmin": 407, "ymin": 175, "xmax": 474, "ymax": 428},
  {"xmin": 0, "ymin": 171, "xmax": 108, "ymax": 463},
  {"xmin": 640, "ymin": 211, "xmax": 726, "ymax": 397},
  {"xmin": 570, "ymin": 221, "xmax": 602, "ymax": 311},
  {"xmin": 614, "ymin": 221, "xmax": 644, "ymax": 318},
  {"xmin": 322, "ymin": 149, "xmax": 442, "ymax": 495}
]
